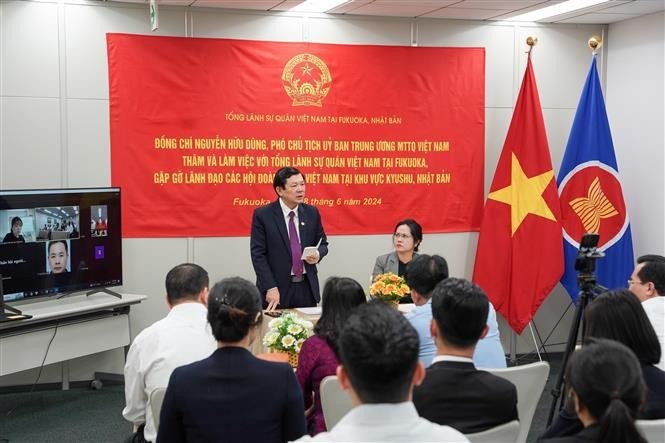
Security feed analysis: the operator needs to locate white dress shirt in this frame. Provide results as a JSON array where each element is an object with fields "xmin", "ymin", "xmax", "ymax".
[
  {"xmin": 122, "ymin": 302, "xmax": 216, "ymax": 442},
  {"xmin": 294, "ymin": 401, "xmax": 469, "ymax": 442},
  {"xmin": 642, "ymin": 296, "xmax": 665, "ymax": 370}
]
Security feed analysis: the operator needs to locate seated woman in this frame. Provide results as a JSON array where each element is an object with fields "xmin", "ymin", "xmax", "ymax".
[
  {"xmin": 157, "ymin": 277, "xmax": 307, "ymax": 443},
  {"xmin": 296, "ymin": 277, "xmax": 366, "ymax": 435},
  {"xmin": 541, "ymin": 338, "xmax": 647, "ymax": 443},
  {"xmin": 541, "ymin": 289, "xmax": 665, "ymax": 440},
  {"xmin": 3, "ymin": 216, "xmax": 25, "ymax": 243},
  {"xmin": 372, "ymin": 219, "xmax": 422, "ymax": 303}
]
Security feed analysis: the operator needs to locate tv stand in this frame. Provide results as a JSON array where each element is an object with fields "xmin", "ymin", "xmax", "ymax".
[
  {"xmin": 0, "ymin": 293, "xmax": 146, "ymax": 386},
  {"xmin": 86, "ymin": 287, "xmax": 122, "ymax": 299}
]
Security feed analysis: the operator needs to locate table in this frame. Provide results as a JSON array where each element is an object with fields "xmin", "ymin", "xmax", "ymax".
[{"xmin": 0, "ymin": 292, "xmax": 146, "ymax": 388}]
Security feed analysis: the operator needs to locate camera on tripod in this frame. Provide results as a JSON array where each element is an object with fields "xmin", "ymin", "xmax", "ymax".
[{"xmin": 574, "ymin": 233, "xmax": 604, "ymax": 288}]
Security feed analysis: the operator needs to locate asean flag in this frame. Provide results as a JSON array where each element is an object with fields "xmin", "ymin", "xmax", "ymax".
[
  {"xmin": 557, "ymin": 55, "xmax": 634, "ymax": 302},
  {"xmin": 473, "ymin": 54, "xmax": 564, "ymax": 333}
]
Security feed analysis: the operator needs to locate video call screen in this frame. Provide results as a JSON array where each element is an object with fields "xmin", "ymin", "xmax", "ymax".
[{"xmin": 0, "ymin": 188, "xmax": 122, "ymax": 301}]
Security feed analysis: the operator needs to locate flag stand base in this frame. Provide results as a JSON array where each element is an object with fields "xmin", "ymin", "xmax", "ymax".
[{"xmin": 508, "ymin": 320, "xmax": 551, "ymax": 366}]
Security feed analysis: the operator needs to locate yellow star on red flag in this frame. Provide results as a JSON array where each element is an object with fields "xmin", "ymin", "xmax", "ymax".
[{"xmin": 488, "ymin": 152, "xmax": 556, "ymax": 236}]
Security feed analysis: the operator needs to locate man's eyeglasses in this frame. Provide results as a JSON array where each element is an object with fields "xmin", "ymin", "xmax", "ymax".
[
  {"xmin": 393, "ymin": 233, "xmax": 412, "ymax": 240},
  {"xmin": 627, "ymin": 280, "xmax": 646, "ymax": 287}
]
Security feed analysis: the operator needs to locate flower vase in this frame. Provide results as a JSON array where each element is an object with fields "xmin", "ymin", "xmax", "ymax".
[{"xmin": 287, "ymin": 350, "xmax": 299, "ymax": 368}]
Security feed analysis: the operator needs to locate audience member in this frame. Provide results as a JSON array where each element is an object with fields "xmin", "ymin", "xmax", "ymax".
[
  {"xmin": 404, "ymin": 254, "xmax": 506, "ymax": 368},
  {"xmin": 3, "ymin": 216, "xmax": 25, "ymax": 243},
  {"xmin": 540, "ymin": 338, "xmax": 647, "ymax": 443},
  {"xmin": 413, "ymin": 277, "xmax": 518, "ymax": 433},
  {"xmin": 296, "ymin": 300, "xmax": 468, "ymax": 442},
  {"xmin": 296, "ymin": 277, "xmax": 366, "ymax": 435},
  {"xmin": 123, "ymin": 263, "xmax": 216, "ymax": 443},
  {"xmin": 541, "ymin": 289, "xmax": 665, "ymax": 439},
  {"xmin": 158, "ymin": 277, "xmax": 306, "ymax": 443},
  {"xmin": 629, "ymin": 254, "xmax": 665, "ymax": 370}
]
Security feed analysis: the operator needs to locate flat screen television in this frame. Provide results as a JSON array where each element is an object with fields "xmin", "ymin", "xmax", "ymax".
[{"xmin": 0, "ymin": 187, "xmax": 122, "ymax": 302}]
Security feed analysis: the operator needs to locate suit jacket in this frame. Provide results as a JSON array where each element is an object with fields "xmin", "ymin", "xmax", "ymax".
[
  {"xmin": 372, "ymin": 252, "xmax": 419, "ymax": 280},
  {"xmin": 540, "ymin": 424, "xmax": 600, "ymax": 443},
  {"xmin": 157, "ymin": 347, "xmax": 307, "ymax": 443},
  {"xmin": 413, "ymin": 360, "xmax": 518, "ymax": 433},
  {"xmin": 250, "ymin": 200, "xmax": 328, "ymax": 307}
]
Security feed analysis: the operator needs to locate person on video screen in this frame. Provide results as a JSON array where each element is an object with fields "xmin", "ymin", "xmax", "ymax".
[
  {"xmin": 47, "ymin": 240, "xmax": 70, "ymax": 273},
  {"xmin": 3, "ymin": 216, "xmax": 26, "ymax": 244}
]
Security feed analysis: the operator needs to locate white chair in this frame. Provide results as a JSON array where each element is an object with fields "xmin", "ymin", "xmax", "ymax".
[
  {"xmin": 320, "ymin": 375, "xmax": 353, "ymax": 430},
  {"xmin": 485, "ymin": 361, "xmax": 550, "ymax": 443},
  {"xmin": 465, "ymin": 420, "xmax": 520, "ymax": 443},
  {"xmin": 636, "ymin": 418, "xmax": 665, "ymax": 443},
  {"xmin": 149, "ymin": 387, "xmax": 167, "ymax": 432}
]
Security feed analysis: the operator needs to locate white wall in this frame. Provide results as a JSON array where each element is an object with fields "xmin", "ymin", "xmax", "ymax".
[
  {"xmin": 0, "ymin": 0, "xmax": 662, "ymax": 385},
  {"xmin": 606, "ymin": 11, "xmax": 665, "ymax": 256}
]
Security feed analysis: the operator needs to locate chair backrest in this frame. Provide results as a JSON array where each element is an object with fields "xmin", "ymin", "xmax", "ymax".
[
  {"xmin": 319, "ymin": 375, "xmax": 353, "ymax": 430},
  {"xmin": 485, "ymin": 361, "xmax": 550, "ymax": 443},
  {"xmin": 149, "ymin": 387, "xmax": 167, "ymax": 432},
  {"xmin": 636, "ymin": 418, "xmax": 665, "ymax": 443},
  {"xmin": 465, "ymin": 420, "xmax": 520, "ymax": 443}
]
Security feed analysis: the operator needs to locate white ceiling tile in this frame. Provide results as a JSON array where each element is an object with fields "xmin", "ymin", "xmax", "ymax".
[
  {"xmin": 422, "ymin": 7, "xmax": 511, "ymax": 19},
  {"xmin": 556, "ymin": 12, "xmax": 641, "ymax": 23}
]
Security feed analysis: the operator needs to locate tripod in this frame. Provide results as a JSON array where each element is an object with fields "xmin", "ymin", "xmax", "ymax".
[{"xmin": 545, "ymin": 273, "xmax": 606, "ymax": 426}]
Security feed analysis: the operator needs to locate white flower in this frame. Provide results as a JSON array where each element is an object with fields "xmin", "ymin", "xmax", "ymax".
[
  {"xmin": 287, "ymin": 323, "xmax": 303, "ymax": 335},
  {"xmin": 262, "ymin": 331, "xmax": 279, "ymax": 347},
  {"xmin": 268, "ymin": 317, "xmax": 283, "ymax": 329},
  {"xmin": 281, "ymin": 334, "xmax": 296, "ymax": 349}
]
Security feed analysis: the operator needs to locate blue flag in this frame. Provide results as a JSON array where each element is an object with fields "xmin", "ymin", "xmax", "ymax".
[{"xmin": 557, "ymin": 55, "xmax": 634, "ymax": 302}]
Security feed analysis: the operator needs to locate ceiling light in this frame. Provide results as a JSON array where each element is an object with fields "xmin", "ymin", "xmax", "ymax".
[
  {"xmin": 289, "ymin": 0, "xmax": 350, "ymax": 14},
  {"xmin": 507, "ymin": 0, "xmax": 613, "ymax": 22}
]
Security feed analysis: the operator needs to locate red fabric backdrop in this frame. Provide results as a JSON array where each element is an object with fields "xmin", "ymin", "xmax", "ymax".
[{"xmin": 108, "ymin": 34, "xmax": 485, "ymax": 237}]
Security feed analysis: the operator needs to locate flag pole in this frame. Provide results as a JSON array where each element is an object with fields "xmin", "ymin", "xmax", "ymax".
[{"xmin": 507, "ymin": 35, "xmax": 540, "ymax": 367}]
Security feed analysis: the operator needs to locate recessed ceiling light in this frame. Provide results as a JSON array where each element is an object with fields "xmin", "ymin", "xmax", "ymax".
[
  {"xmin": 289, "ymin": 0, "xmax": 350, "ymax": 14},
  {"xmin": 508, "ymin": 0, "xmax": 613, "ymax": 22}
]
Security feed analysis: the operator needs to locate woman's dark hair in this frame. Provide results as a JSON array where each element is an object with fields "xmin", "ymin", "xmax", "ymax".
[
  {"xmin": 567, "ymin": 338, "xmax": 646, "ymax": 443},
  {"xmin": 314, "ymin": 277, "xmax": 366, "ymax": 355},
  {"xmin": 393, "ymin": 219, "xmax": 423, "ymax": 251},
  {"xmin": 207, "ymin": 277, "xmax": 263, "ymax": 343},
  {"xmin": 11, "ymin": 216, "xmax": 23, "ymax": 227},
  {"xmin": 584, "ymin": 289, "xmax": 661, "ymax": 364}
]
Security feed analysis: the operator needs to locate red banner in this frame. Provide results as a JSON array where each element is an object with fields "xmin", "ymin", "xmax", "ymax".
[{"xmin": 108, "ymin": 34, "xmax": 484, "ymax": 237}]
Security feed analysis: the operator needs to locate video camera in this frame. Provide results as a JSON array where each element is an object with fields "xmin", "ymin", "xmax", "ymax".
[{"xmin": 574, "ymin": 232, "xmax": 604, "ymax": 289}]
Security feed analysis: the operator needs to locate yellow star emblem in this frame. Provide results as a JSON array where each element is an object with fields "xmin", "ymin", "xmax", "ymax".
[
  {"xmin": 301, "ymin": 63, "xmax": 313, "ymax": 76},
  {"xmin": 488, "ymin": 152, "xmax": 557, "ymax": 236}
]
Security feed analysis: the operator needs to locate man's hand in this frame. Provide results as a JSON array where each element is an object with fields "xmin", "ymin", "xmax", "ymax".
[
  {"xmin": 266, "ymin": 287, "xmax": 280, "ymax": 311},
  {"xmin": 304, "ymin": 250, "xmax": 320, "ymax": 265}
]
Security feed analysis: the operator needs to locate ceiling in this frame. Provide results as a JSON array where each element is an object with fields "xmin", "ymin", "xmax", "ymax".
[{"xmin": 112, "ymin": 0, "xmax": 665, "ymax": 24}]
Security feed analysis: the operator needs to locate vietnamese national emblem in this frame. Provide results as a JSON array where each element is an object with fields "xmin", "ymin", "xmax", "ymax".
[{"xmin": 281, "ymin": 54, "xmax": 332, "ymax": 107}]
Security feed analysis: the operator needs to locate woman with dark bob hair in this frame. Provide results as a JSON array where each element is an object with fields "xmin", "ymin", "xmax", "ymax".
[
  {"xmin": 296, "ymin": 277, "xmax": 366, "ymax": 435},
  {"xmin": 541, "ymin": 338, "xmax": 648, "ymax": 443},
  {"xmin": 372, "ymin": 219, "xmax": 423, "ymax": 303},
  {"xmin": 541, "ymin": 289, "xmax": 665, "ymax": 440},
  {"xmin": 157, "ymin": 277, "xmax": 306, "ymax": 443}
]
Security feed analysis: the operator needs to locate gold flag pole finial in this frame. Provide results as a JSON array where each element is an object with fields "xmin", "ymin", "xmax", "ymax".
[
  {"xmin": 526, "ymin": 36, "xmax": 538, "ymax": 54},
  {"xmin": 588, "ymin": 36, "xmax": 602, "ymax": 53}
]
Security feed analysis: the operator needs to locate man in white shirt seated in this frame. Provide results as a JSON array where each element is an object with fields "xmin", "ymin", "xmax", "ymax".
[
  {"xmin": 404, "ymin": 254, "xmax": 507, "ymax": 368},
  {"xmin": 122, "ymin": 263, "xmax": 217, "ymax": 443},
  {"xmin": 629, "ymin": 254, "xmax": 665, "ymax": 370},
  {"xmin": 296, "ymin": 300, "xmax": 468, "ymax": 442}
]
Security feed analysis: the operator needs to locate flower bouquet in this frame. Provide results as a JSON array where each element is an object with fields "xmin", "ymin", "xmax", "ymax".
[
  {"xmin": 369, "ymin": 272, "xmax": 411, "ymax": 306},
  {"xmin": 262, "ymin": 312, "xmax": 314, "ymax": 368}
]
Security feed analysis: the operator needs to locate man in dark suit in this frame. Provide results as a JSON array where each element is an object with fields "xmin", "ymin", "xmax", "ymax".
[
  {"xmin": 413, "ymin": 277, "xmax": 518, "ymax": 434},
  {"xmin": 250, "ymin": 167, "xmax": 328, "ymax": 310}
]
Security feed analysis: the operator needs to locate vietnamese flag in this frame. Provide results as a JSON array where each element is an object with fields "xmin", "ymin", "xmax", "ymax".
[{"xmin": 472, "ymin": 53, "xmax": 564, "ymax": 333}]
